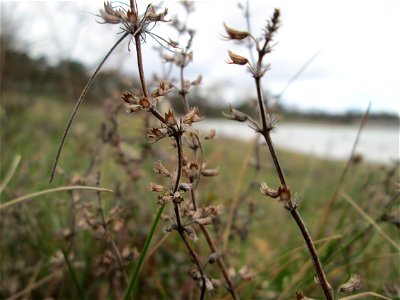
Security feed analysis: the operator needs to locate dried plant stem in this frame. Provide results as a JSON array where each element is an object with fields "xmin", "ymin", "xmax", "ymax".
[
  {"xmin": 316, "ymin": 103, "xmax": 371, "ymax": 238},
  {"xmin": 200, "ymin": 225, "xmax": 239, "ymax": 300},
  {"xmin": 133, "ymin": 34, "xmax": 207, "ymax": 298},
  {"xmin": 222, "ymin": 138, "xmax": 257, "ymax": 252},
  {"xmin": 255, "ymin": 68, "xmax": 332, "ymax": 299},
  {"xmin": 179, "ymin": 61, "xmax": 190, "ymax": 113},
  {"xmin": 176, "ymin": 49, "xmax": 239, "ymax": 298},
  {"xmin": 95, "ymin": 175, "xmax": 129, "ymax": 284},
  {"xmin": 189, "ymin": 177, "xmax": 239, "ymax": 299},
  {"xmin": 255, "ymin": 78, "xmax": 286, "ymax": 187},
  {"xmin": 290, "ymin": 210, "xmax": 333, "ymax": 297},
  {"xmin": 341, "ymin": 192, "xmax": 400, "ymax": 251}
]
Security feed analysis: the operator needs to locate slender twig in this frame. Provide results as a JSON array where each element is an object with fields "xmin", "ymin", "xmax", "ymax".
[
  {"xmin": 174, "ymin": 27, "xmax": 239, "ymax": 298},
  {"xmin": 132, "ymin": 30, "xmax": 207, "ymax": 298},
  {"xmin": 316, "ymin": 102, "xmax": 371, "ymax": 238},
  {"xmin": 95, "ymin": 173, "xmax": 129, "ymax": 284},
  {"xmin": 227, "ymin": 9, "xmax": 334, "ymax": 299},
  {"xmin": 290, "ymin": 210, "xmax": 333, "ymax": 297}
]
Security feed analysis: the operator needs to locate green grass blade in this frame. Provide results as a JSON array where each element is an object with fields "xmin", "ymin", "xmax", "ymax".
[
  {"xmin": 341, "ymin": 192, "xmax": 400, "ymax": 251},
  {"xmin": 61, "ymin": 249, "xmax": 85, "ymax": 300},
  {"xmin": 124, "ymin": 205, "xmax": 165, "ymax": 300},
  {"xmin": 0, "ymin": 186, "xmax": 113, "ymax": 210},
  {"xmin": 0, "ymin": 154, "xmax": 22, "ymax": 195}
]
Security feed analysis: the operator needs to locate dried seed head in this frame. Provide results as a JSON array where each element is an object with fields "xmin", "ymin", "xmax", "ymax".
[
  {"xmin": 122, "ymin": 92, "xmax": 142, "ymax": 113},
  {"xmin": 122, "ymin": 91, "xmax": 137, "ymax": 104},
  {"xmin": 191, "ymin": 75, "xmax": 202, "ymax": 86},
  {"xmin": 154, "ymin": 160, "xmax": 171, "ymax": 177},
  {"xmin": 173, "ymin": 191, "xmax": 183, "ymax": 203},
  {"xmin": 208, "ymin": 252, "xmax": 221, "ymax": 264},
  {"xmin": 222, "ymin": 105, "xmax": 248, "ymax": 122},
  {"xmin": 99, "ymin": 2, "xmax": 126, "ymax": 24},
  {"xmin": 260, "ymin": 182, "xmax": 279, "ymax": 198},
  {"xmin": 227, "ymin": 50, "xmax": 248, "ymax": 65},
  {"xmin": 124, "ymin": 104, "xmax": 142, "ymax": 113},
  {"xmin": 339, "ymin": 274, "xmax": 361, "ymax": 293},
  {"xmin": 147, "ymin": 127, "xmax": 168, "ymax": 142},
  {"xmin": 184, "ymin": 225, "xmax": 198, "ymax": 242},
  {"xmin": 238, "ymin": 265, "xmax": 256, "ymax": 280},
  {"xmin": 144, "ymin": 182, "xmax": 164, "ymax": 193},
  {"xmin": 157, "ymin": 193, "xmax": 173, "ymax": 205},
  {"xmin": 266, "ymin": 113, "xmax": 278, "ymax": 130},
  {"xmin": 179, "ymin": 182, "xmax": 192, "ymax": 192},
  {"xmin": 223, "ymin": 23, "xmax": 250, "ymax": 40},
  {"xmin": 194, "ymin": 216, "xmax": 213, "ymax": 225},
  {"xmin": 189, "ymin": 132, "xmax": 200, "ymax": 149},
  {"xmin": 165, "ymin": 109, "xmax": 177, "ymax": 126},
  {"xmin": 204, "ymin": 277, "xmax": 214, "ymax": 291},
  {"xmin": 183, "ymin": 107, "xmax": 201, "ymax": 125},
  {"xmin": 146, "ymin": 6, "xmax": 169, "ymax": 22},
  {"xmin": 204, "ymin": 129, "xmax": 216, "ymax": 140},
  {"xmin": 201, "ymin": 168, "xmax": 219, "ymax": 177},
  {"xmin": 139, "ymin": 97, "xmax": 151, "ymax": 108},
  {"xmin": 127, "ymin": 10, "xmax": 138, "ymax": 23},
  {"xmin": 183, "ymin": 162, "xmax": 199, "ymax": 179},
  {"xmin": 151, "ymin": 80, "xmax": 172, "ymax": 98},
  {"xmin": 278, "ymin": 185, "xmax": 291, "ymax": 202},
  {"xmin": 168, "ymin": 38, "xmax": 179, "ymax": 48}
]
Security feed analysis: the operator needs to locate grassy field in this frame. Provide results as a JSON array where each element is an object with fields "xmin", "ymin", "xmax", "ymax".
[{"xmin": 1, "ymin": 95, "xmax": 399, "ymax": 299}]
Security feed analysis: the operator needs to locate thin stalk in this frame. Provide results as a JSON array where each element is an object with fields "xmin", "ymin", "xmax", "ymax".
[
  {"xmin": 253, "ymin": 42, "xmax": 333, "ymax": 298},
  {"xmin": 290, "ymin": 210, "xmax": 333, "ymax": 299},
  {"xmin": 189, "ymin": 176, "xmax": 239, "ymax": 299},
  {"xmin": 61, "ymin": 249, "xmax": 85, "ymax": 300},
  {"xmin": 134, "ymin": 33, "xmax": 206, "ymax": 297},
  {"xmin": 179, "ymin": 60, "xmax": 190, "ymax": 113},
  {"xmin": 200, "ymin": 225, "xmax": 239, "ymax": 299},
  {"xmin": 95, "ymin": 175, "xmax": 128, "ymax": 284},
  {"xmin": 124, "ymin": 204, "xmax": 165, "ymax": 300},
  {"xmin": 316, "ymin": 103, "xmax": 371, "ymax": 238},
  {"xmin": 255, "ymin": 78, "xmax": 286, "ymax": 187}
]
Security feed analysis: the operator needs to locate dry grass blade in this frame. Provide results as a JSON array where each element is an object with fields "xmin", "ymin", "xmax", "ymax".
[
  {"xmin": 222, "ymin": 137, "xmax": 258, "ymax": 252},
  {"xmin": 0, "ymin": 154, "xmax": 22, "ymax": 195},
  {"xmin": 339, "ymin": 292, "xmax": 391, "ymax": 300},
  {"xmin": 6, "ymin": 270, "xmax": 64, "ymax": 300},
  {"xmin": 49, "ymin": 32, "xmax": 129, "ymax": 183},
  {"xmin": 341, "ymin": 192, "xmax": 400, "ymax": 251},
  {"xmin": 0, "ymin": 186, "xmax": 113, "ymax": 210},
  {"xmin": 316, "ymin": 102, "xmax": 371, "ymax": 238}
]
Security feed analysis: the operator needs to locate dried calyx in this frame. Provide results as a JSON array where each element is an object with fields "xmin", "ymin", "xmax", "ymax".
[{"xmin": 98, "ymin": 1, "xmax": 169, "ymax": 33}]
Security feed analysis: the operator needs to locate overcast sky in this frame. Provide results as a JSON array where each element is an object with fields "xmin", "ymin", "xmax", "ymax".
[{"xmin": 2, "ymin": 0, "xmax": 400, "ymax": 114}]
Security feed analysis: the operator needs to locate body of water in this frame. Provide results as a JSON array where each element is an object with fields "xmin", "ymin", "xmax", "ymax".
[{"xmin": 196, "ymin": 119, "xmax": 399, "ymax": 164}]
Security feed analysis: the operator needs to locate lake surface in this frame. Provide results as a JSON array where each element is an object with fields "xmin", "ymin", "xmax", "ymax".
[{"xmin": 196, "ymin": 119, "xmax": 399, "ymax": 164}]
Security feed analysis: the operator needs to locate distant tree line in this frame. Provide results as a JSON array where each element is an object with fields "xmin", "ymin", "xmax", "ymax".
[{"xmin": 1, "ymin": 32, "xmax": 397, "ymax": 123}]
